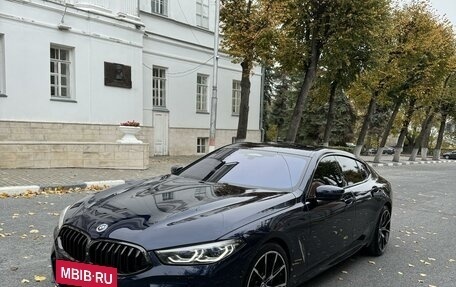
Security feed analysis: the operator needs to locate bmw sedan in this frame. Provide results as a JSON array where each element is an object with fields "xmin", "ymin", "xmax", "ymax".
[{"xmin": 51, "ymin": 142, "xmax": 392, "ymax": 287}]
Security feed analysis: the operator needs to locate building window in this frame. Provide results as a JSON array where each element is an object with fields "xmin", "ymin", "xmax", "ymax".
[
  {"xmin": 0, "ymin": 35, "xmax": 5, "ymax": 95},
  {"xmin": 153, "ymin": 67, "xmax": 166, "ymax": 107},
  {"xmin": 50, "ymin": 46, "xmax": 72, "ymax": 98},
  {"xmin": 162, "ymin": 192, "xmax": 174, "ymax": 201},
  {"xmin": 196, "ymin": 74, "xmax": 208, "ymax": 112},
  {"xmin": 151, "ymin": 0, "xmax": 168, "ymax": 16},
  {"xmin": 196, "ymin": 0, "xmax": 209, "ymax": 28},
  {"xmin": 232, "ymin": 80, "xmax": 241, "ymax": 115},
  {"xmin": 197, "ymin": 137, "xmax": 208, "ymax": 154}
]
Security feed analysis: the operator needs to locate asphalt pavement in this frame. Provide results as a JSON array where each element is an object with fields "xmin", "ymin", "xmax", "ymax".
[{"xmin": 0, "ymin": 163, "xmax": 455, "ymax": 286}]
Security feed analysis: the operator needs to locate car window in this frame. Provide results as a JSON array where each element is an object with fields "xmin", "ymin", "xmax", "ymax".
[
  {"xmin": 179, "ymin": 148, "xmax": 308, "ymax": 191},
  {"xmin": 312, "ymin": 156, "xmax": 345, "ymax": 187},
  {"xmin": 357, "ymin": 161, "xmax": 370, "ymax": 180},
  {"xmin": 335, "ymin": 156, "xmax": 366, "ymax": 186}
]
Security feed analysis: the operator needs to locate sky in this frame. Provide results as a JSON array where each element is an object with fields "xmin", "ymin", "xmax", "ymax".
[{"xmin": 401, "ymin": 0, "xmax": 456, "ymax": 28}]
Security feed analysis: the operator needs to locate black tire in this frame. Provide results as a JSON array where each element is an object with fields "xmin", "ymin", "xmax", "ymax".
[
  {"xmin": 444, "ymin": 155, "xmax": 450, "ymax": 159},
  {"xmin": 245, "ymin": 243, "xmax": 289, "ymax": 287},
  {"xmin": 367, "ymin": 206, "xmax": 391, "ymax": 256}
]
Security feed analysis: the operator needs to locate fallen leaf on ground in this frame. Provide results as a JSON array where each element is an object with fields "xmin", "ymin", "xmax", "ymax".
[
  {"xmin": 34, "ymin": 275, "xmax": 46, "ymax": 282},
  {"xmin": 21, "ymin": 279, "xmax": 30, "ymax": 284}
]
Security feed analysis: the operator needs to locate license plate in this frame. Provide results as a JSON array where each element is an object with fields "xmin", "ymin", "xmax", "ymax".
[{"xmin": 56, "ymin": 260, "xmax": 117, "ymax": 287}]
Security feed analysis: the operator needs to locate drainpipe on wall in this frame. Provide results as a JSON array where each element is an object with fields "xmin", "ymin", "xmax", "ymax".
[{"xmin": 259, "ymin": 65, "xmax": 265, "ymax": 142}]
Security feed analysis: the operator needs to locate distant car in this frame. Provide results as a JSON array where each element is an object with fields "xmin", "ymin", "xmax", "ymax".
[
  {"xmin": 51, "ymin": 143, "xmax": 392, "ymax": 287},
  {"xmin": 382, "ymin": 147, "xmax": 395, "ymax": 155},
  {"xmin": 367, "ymin": 148, "xmax": 377, "ymax": 155},
  {"xmin": 442, "ymin": 151, "xmax": 456, "ymax": 159}
]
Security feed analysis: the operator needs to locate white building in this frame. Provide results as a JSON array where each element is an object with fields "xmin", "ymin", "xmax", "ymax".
[{"xmin": 0, "ymin": 0, "xmax": 263, "ymax": 164}]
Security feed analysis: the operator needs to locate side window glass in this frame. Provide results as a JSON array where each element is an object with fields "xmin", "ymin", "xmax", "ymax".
[
  {"xmin": 336, "ymin": 156, "xmax": 365, "ymax": 186},
  {"xmin": 313, "ymin": 156, "xmax": 345, "ymax": 187},
  {"xmin": 357, "ymin": 161, "xmax": 370, "ymax": 180}
]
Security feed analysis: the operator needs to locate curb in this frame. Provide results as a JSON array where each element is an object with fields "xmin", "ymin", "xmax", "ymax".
[
  {"xmin": 369, "ymin": 159, "xmax": 454, "ymax": 167},
  {"xmin": 0, "ymin": 180, "xmax": 125, "ymax": 197}
]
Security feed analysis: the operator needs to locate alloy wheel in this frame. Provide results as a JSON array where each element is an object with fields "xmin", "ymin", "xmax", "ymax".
[
  {"xmin": 247, "ymin": 250, "xmax": 288, "ymax": 287},
  {"xmin": 377, "ymin": 209, "xmax": 391, "ymax": 252}
]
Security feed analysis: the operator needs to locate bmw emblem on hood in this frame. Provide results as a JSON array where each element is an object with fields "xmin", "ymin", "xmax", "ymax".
[{"xmin": 96, "ymin": 224, "xmax": 108, "ymax": 233}]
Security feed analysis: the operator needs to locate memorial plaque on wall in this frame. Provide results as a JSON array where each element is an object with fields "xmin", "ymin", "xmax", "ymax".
[{"xmin": 104, "ymin": 62, "xmax": 132, "ymax": 88}]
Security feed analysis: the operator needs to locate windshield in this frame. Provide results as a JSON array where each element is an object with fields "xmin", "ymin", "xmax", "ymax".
[{"xmin": 178, "ymin": 148, "xmax": 308, "ymax": 191}]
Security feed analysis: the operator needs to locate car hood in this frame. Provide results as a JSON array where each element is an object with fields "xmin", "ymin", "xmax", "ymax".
[{"xmin": 63, "ymin": 175, "xmax": 296, "ymax": 250}]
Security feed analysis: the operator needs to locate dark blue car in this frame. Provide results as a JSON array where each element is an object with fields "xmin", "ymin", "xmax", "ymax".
[{"xmin": 51, "ymin": 142, "xmax": 392, "ymax": 287}]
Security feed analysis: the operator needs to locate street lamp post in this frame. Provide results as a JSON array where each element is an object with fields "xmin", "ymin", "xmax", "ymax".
[{"xmin": 209, "ymin": 0, "xmax": 220, "ymax": 152}]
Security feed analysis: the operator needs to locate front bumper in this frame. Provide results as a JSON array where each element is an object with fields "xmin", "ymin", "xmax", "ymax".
[{"xmin": 51, "ymin": 229, "xmax": 252, "ymax": 287}]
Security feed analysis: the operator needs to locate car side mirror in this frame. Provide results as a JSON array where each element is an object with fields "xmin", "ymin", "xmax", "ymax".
[
  {"xmin": 315, "ymin": 185, "xmax": 345, "ymax": 201},
  {"xmin": 171, "ymin": 165, "xmax": 183, "ymax": 175}
]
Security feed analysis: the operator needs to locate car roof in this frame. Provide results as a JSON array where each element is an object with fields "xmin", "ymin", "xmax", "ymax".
[{"xmin": 227, "ymin": 142, "xmax": 355, "ymax": 159}]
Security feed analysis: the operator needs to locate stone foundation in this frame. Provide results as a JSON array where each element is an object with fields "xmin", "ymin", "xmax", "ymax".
[{"xmin": 0, "ymin": 142, "xmax": 149, "ymax": 169}]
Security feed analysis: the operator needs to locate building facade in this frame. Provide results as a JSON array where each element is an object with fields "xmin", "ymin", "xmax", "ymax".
[{"xmin": 0, "ymin": 0, "xmax": 262, "ymax": 161}]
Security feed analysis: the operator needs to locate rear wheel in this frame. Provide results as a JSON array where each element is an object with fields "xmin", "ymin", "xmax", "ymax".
[
  {"xmin": 245, "ymin": 243, "xmax": 289, "ymax": 287},
  {"xmin": 445, "ymin": 155, "xmax": 450, "ymax": 159},
  {"xmin": 367, "ymin": 206, "xmax": 391, "ymax": 256}
]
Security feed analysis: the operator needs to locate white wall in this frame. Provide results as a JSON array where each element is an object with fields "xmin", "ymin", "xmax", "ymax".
[
  {"xmin": 141, "ymin": 7, "xmax": 262, "ymax": 131},
  {"xmin": 140, "ymin": 0, "xmax": 216, "ymax": 33},
  {"xmin": 0, "ymin": 0, "xmax": 262, "ymax": 133},
  {"xmin": 0, "ymin": 0, "xmax": 144, "ymax": 125}
]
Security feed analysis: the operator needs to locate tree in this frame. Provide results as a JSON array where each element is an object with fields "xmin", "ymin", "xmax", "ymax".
[
  {"xmin": 220, "ymin": 0, "xmax": 284, "ymax": 141},
  {"xmin": 374, "ymin": 1, "xmax": 455, "ymax": 162},
  {"xmin": 433, "ymin": 70, "xmax": 456, "ymax": 159},
  {"xmin": 277, "ymin": 0, "xmax": 391, "ymax": 143}
]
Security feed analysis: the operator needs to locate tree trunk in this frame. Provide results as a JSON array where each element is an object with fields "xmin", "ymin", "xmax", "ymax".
[
  {"xmin": 433, "ymin": 113, "xmax": 448, "ymax": 160},
  {"xmin": 236, "ymin": 60, "xmax": 252, "ymax": 141},
  {"xmin": 420, "ymin": 126, "xmax": 431, "ymax": 161},
  {"xmin": 374, "ymin": 99, "xmax": 402, "ymax": 163},
  {"xmin": 353, "ymin": 93, "xmax": 377, "ymax": 157},
  {"xmin": 322, "ymin": 81, "xmax": 338, "ymax": 147},
  {"xmin": 409, "ymin": 107, "xmax": 434, "ymax": 161},
  {"xmin": 285, "ymin": 39, "xmax": 321, "ymax": 143},
  {"xmin": 393, "ymin": 98, "xmax": 416, "ymax": 162}
]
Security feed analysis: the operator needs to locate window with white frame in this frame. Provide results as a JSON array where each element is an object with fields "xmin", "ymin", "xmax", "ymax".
[
  {"xmin": 196, "ymin": 0, "xmax": 209, "ymax": 28},
  {"xmin": 196, "ymin": 74, "xmax": 208, "ymax": 112},
  {"xmin": 151, "ymin": 0, "xmax": 168, "ymax": 16},
  {"xmin": 153, "ymin": 67, "xmax": 166, "ymax": 107},
  {"xmin": 197, "ymin": 137, "xmax": 208, "ymax": 154},
  {"xmin": 50, "ymin": 46, "xmax": 72, "ymax": 98},
  {"xmin": 0, "ymin": 35, "xmax": 5, "ymax": 95},
  {"xmin": 232, "ymin": 80, "xmax": 241, "ymax": 115}
]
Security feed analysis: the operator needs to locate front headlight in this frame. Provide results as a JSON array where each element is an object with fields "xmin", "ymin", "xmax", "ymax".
[
  {"xmin": 58, "ymin": 205, "xmax": 70, "ymax": 230},
  {"xmin": 155, "ymin": 239, "xmax": 244, "ymax": 265}
]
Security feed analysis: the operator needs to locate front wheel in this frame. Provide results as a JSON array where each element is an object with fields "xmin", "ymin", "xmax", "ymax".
[
  {"xmin": 367, "ymin": 206, "xmax": 391, "ymax": 256},
  {"xmin": 245, "ymin": 243, "xmax": 289, "ymax": 287},
  {"xmin": 445, "ymin": 155, "xmax": 450, "ymax": 159}
]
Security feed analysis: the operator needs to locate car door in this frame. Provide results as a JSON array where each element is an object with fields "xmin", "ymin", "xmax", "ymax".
[
  {"xmin": 304, "ymin": 156, "xmax": 355, "ymax": 270},
  {"xmin": 335, "ymin": 156, "xmax": 378, "ymax": 245}
]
